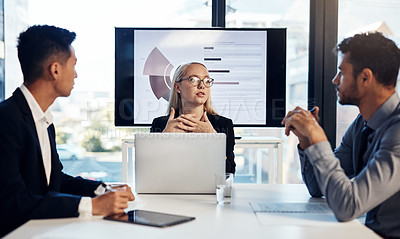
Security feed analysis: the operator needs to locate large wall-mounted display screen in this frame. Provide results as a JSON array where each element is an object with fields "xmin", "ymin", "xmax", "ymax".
[{"xmin": 115, "ymin": 28, "xmax": 286, "ymax": 127}]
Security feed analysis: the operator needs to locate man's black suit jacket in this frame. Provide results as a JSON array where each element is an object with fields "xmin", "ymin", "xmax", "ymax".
[
  {"xmin": 150, "ymin": 113, "xmax": 236, "ymax": 174},
  {"xmin": 0, "ymin": 88, "xmax": 102, "ymax": 236}
]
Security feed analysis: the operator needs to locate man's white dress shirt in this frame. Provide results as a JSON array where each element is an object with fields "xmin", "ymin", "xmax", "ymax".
[{"xmin": 20, "ymin": 84, "xmax": 96, "ymax": 217}]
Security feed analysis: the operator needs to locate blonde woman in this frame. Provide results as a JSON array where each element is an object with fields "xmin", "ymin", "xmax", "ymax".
[{"xmin": 150, "ymin": 62, "xmax": 235, "ymax": 174}]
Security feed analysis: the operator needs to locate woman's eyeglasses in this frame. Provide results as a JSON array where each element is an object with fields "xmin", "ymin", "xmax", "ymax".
[{"xmin": 178, "ymin": 76, "xmax": 214, "ymax": 88}]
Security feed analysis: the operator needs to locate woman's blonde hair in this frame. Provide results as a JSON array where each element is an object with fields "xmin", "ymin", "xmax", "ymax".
[{"xmin": 167, "ymin": 62, "xmax": 217, "ymax": 116}]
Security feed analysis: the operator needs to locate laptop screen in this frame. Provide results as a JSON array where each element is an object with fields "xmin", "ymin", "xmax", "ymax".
[{"xmin": 134, "ymin": 133, "xmax": 226, "ymax": 194}]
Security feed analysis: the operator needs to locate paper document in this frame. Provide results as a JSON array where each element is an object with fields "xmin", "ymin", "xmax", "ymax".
[
  {"xmin": 250, "ymin": 202, "xmax": 332, "ymax": 213},
  {"xmin": 250, "ymin": 202, "xmax": 361, "ymax": 227}
]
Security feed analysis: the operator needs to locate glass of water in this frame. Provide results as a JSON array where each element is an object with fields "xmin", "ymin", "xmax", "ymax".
[{"xmin": 215, "ymin": 173, "xmax": 234, "ymax": 204}]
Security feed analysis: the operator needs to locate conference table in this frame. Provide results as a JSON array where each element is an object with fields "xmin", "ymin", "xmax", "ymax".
[{"xmin": 5, "ymin": 184, "xmax": 380, "ymax": 239}]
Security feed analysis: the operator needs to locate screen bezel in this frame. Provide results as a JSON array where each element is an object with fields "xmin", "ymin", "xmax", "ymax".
[{"xmin": 115, "ymin": 27, "xmax": 286, "ymax": 127}]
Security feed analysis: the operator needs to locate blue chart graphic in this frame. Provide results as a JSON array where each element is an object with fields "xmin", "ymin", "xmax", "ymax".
[{"xmin": 143, "ymin": 47, "xmax": 174, "ymax": 101}]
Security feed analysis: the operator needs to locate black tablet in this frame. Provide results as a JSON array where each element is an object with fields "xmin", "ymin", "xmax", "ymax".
[{"xmin": 104, "ymin": 210, "xmax": 195, "ymax": 227}]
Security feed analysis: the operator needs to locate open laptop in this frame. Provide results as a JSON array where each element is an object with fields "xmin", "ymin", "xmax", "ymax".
[{"xmin": 134, "ymin": 133, "xmax": 226, "ymax": 194}]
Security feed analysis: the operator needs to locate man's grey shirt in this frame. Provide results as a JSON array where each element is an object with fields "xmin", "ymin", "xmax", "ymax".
[{"xmin": 299, "ymin": 93, "xmax": 400, "ymax": 238}]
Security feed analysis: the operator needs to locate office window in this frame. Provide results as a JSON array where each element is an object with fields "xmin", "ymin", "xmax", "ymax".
[
  {"xmin": 0, "ymin": 0, "xmax": 4, "ymax": 101},
  {"xmin": 336, "ymin": 0, "xmax": 400, "ymax": 147},
  {"xmin": 227, "ymin": 0, "xmax": 309, "ymax": 183},
  {"xmin": 3, "ymin": 0, "xmax": 28, "ymax": 98}
]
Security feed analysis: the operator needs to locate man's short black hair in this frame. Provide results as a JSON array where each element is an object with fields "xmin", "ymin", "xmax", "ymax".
[
  {"xmin": 337, "ymin": 32, "xmax": 400, "ymax": 87},
  {"xmin": 17, "ymin": 25, "xmax": 76, "ymax": 84}
]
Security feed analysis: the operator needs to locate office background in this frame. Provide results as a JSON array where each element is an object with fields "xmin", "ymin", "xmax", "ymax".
[{"xmin": 0, "ymin": 0, "xmax": 399, "ymax": 184}]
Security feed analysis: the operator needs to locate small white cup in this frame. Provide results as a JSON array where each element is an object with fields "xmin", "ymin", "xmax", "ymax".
[{"xmin": 215, "ymin": 173, "xmax": 234, "ymax": 204}]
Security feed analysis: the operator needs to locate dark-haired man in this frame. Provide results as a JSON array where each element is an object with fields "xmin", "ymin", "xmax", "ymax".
[
  {"xmin": 282, "ymin": 32, "xmax": 400, "ymax": 238},
  {"xmin": 0, "ymin": 25, "xmax": 134, "ymax": 237}
]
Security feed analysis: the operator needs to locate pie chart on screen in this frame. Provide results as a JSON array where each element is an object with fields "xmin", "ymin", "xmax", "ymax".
[{"xmin": 143, "ymin": 47, "xmax": 174, "ymax": 101}]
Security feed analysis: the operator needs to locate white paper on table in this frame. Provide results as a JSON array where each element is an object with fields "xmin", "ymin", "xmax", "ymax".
[
  {"xmin": 250, "ymin": 202, "xmax": 332, "ymax": 213},
  {"xmin": 250, "ymin": 202, "xmax": 359, "ymax": 227}
]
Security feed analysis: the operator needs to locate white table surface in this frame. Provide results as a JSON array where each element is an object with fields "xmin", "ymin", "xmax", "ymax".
[{"xmin": 5, "ymin": 184, "xmax": 380, "ymax": 239}]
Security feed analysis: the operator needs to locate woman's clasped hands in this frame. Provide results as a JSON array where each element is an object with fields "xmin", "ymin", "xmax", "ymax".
[{"xmin": 163, "ymin": 108, "xmax": 216, "ymax": 133}]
